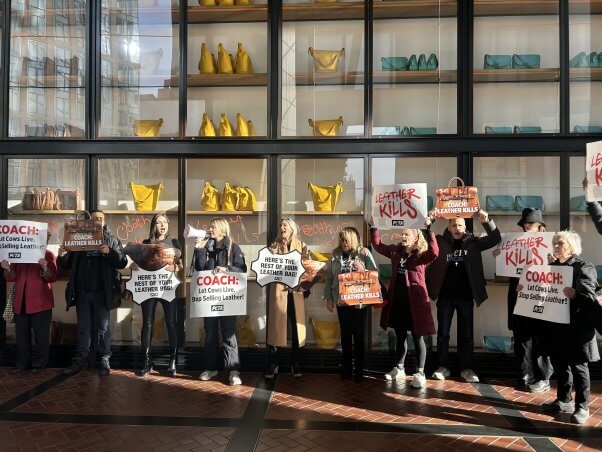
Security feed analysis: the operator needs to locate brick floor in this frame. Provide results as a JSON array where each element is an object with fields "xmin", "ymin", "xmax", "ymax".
[
  {"xmin": 550, "ymin": 437, "xmax": 602, "ymax": 451},
  {"xmin": 0, "ymin": 368, "xmax": 62, "ymax": 405}
]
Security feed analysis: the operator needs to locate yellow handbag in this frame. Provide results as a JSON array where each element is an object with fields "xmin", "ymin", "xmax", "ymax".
[
  {"xmin": 199, "ymin": 0, "xmax": 217, "ymax": 5},
  {"xmin": 218, "ymin": 113, "xmax": 234, "ymax": 137},
  {"xmin": 130, "ymin": 181, "xmax": 164, "ymax": 211},
  {"xmin": 308, "ymin": 182, "xmax": 343, "ymax": 212},
  {"xmin": 234, "ymin": 42, "xmax": 253, "ymax": 74},
  {"xmin": 201, "ymin": 181, "xmax": 220, "ymax": 211},
  {"xmin": 308, "ymin": 47, "xmax": 345, "ymax": 72},
  {"xmin": 311, "ymin": 318, "xmax": 340, "ymax": 349},
  {"xmin": 308, "ymin": 116, "xmax": 343, "ymax": 136},
  {"xmin": 218, "ymin": 0, "xmax": 234, "ymax": 4},
  {"xmin": 315, "ymin": 0, "xmax": 337, "ymax": 2},
  {"xmin": 237, "ymin": 186, "xmax": 257, "ymax": 211},
  {"xmin": 221, "ymin": 182, "xmax": 239, "ymax": 211},
  {"xmin": 199, "ymin": 113, "xmax": 217, "ymax": 137},
  {"xmin": 131, "ymin": 118, "xmax": 163, "ymax": 137},
  {"xmin": 217, "ymin": 43, "xmax": 234, "ymax": 74},
  {"xmin": 198, "ymin": 42, "xmax": 216, "ymax": 74},
  {"xmin": 236, "ymin": 0, "xmax": 253, "ymax": 4},
  {"xmin": 310, "ymin": 251, "xmax": 331, "ymax": 262},
  {"xmin": 235, "ymin": 113, "xmax": 253, "ymax": 137}
]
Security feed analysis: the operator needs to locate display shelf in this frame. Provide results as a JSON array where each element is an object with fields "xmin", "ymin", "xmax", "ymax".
[
  {"xmin": 473, "ymin": 68, "xmax": 559, "ymax": 83},
  {"xmin": 188, "ymin": 5, "xmax": 267, "ymax": 23},
  {"xmin": 102, "ymin": 210, "xmax": 179, "ymax": 215},
  {"xmin": 569, "ymin": 68, "xmax": 602, "ymax": 82},
  {"xmin": 282, "ymin": 211, "xmax": 364, "ymax": 215},
  {"xmin": 8, "ymin": 209, "xmax": 77, "ymax": 215},
  {"xmin": 570, "ymin": 0, "xmax": 602, "ymax": 15},
  {"xmin": 474, "ymin": 0, "xmax": 558, "ymax": 16},
  {"xmin": 186, "ymin": 210, "xmax": 266, "ymax": 215},
  {"xmin": 488, "ymin": 211, "xmax": 560, "ymax": 216},
  {"xmin": 283, "ymin": 2, "xmax": 364, "ymax": 21},
  {"xmin": 165, "ymin": 73, "xmax": 268, "ymax": 88},
  {"xmin": 292, "ymin": 70, "xmax": 456, "ymax": 86}
]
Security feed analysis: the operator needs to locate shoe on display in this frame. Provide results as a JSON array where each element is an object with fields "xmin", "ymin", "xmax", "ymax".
[
  {"xmin": 460, "ymin": 369, "xmax": 479, "ymax": 383},
  {"xmin": 542, "ymin": 399, "xmax": 575, "ymax": 414},
  {"xmin": 384, "ymin": 366, "xmax": 406, "ymax": 383},
  {"xmin": 528, "ymin": 380, "xmax": 551, "ymax": 394},
  {"xmin": 229, "ymin": 370, "xmax": 242, "ymax": 386},
  {"xmin": 98, "ymin": 356, "xmax": 111, "ymax": 377},
  {"xmin": 432, "ymin": 367, "xmax": 450, "ymax": 380},
  {"xmin": 571, "ymin": 408, "xmax": 590, "ymax": 424},
  {"xmin": 410, "ymin": 372, "xmax": 426, "ymax": 389},
  {"xmin": 199, "ymin": 370, "xmax": 218, "ymax": 381},
  {"xmin": 62, "ymin": 356, "xmax": 87, "ymax": 376}
]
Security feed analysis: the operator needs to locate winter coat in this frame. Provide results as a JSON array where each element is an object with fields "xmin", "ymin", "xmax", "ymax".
[
  {"xmin": 266, "ymin": 236, "xmax": 308, "ymax": 348},
  {"xmin": 426, "ymin": 220, "xmax": 501, "ymax": 305},
  {"xmin": 58, "ymin": 225, "xmax": 127, "ymax": 311},
  {"xmin": 587, "ymin": 201, "xmax": 602, "ymax": 235},
  {"xmin": 193, "ymin": 236, "xmax": 246, "ymax": 273},
  {"xmin": 323, "ymin": 246, "xmax": 378, "ymax": 308},
  {"xmin": 371, "ymin": 228, "xmax": 439, "ymax": 335},
  {"xmin": 3, "ymin": 250, "xmax": 57, "ymax": 315}
]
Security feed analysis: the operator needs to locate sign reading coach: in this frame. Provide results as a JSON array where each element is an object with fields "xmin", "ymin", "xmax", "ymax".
[
  {"xmin": 189, "ymin": 271, "xmax": 247, "ymax": 318},
  {"xmin": 0, "ymin": 220, "xmax": 47, "ymax": 263}
]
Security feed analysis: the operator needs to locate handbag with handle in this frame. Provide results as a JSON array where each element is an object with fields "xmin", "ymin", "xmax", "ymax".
[
  {"xmin": 218, "ymin": 113, "xmax": 234, "ymax": 137},
  {"xmin": 199, "ymin": 113, "xmax": 217, "ymax": 137},
  {"xmin": 308, "ymin": 181, "xmax": 343, "ymax": 212},
  {"xmin": 237, "ymin": 186, "xmax": 257, "ymax": 211},
  {"xmin": 512, "ymin": 54, "xmax": 540, "ymax": 69},
  {"xmin": 131, "ymin": 118, "xmax": 163, "ymax": 137},
  {"xmin": 407, "ymin": 54, "xmax": 418, "ymax": 70},
  {"xmin": 41, "ymin": 187, "xmax": 62, "ymax": 210},
  {"xmin": 514, "ymin": 195, "xmax": 545, "ymax": 212},
  {"xmin": 198, "ymin": 42, "xmax": 216, "ymax": 74},
  {"xmin": 409, "ymin": 127, "xmax": 437, "ymax": 135},
  {"xmin": 381, "ymin": 57, "xmax": 408, "ymax": 71},
  {"xmin": 3, "ymin": 283, "xmax": 15, "ymax": 324},
  {"xmin": 308, "ymin": 47, "xmax": 345, "ymax": 72},
  {"xmin": 435, "ymin": 177, "xmax": 480, "ymax": 219},
  {"xmin": 201, "ymin": 181, "xmax": 220, "ymax": 211},
  {"xmin": 483, "ymin": 54, "xmax": 512, "ymax": 69},
  {"xmin": 570, "ymin": 195, "xmax": 588, "ymax": 212},
  {"xmin": 513, "ymin": 126, "xmax": 542, "ymax": 134},
  {"xmin": 63, "ymin": 210, "xmax": 104, "ymax": 252},
  {"xmin": 199, "ymin": 0, "xmax": 217, "ymax": 5},
  {"xmin": 234, "ymin": 42, "xmax": 253, "ymax": 74},
  {"xmin": 22, "ymin": 187, "xmax": 43, "ymax": 210},
  {"xmin": 221, "ymin": 182, "xmax": 239, "ymax": 211},
  {"xmin": 485, "ymin": 194, "xmax": 514, "ymax": 212},
  {"xmin": 574, "ymin": 125, "xmax": 602, "ymax": 133},
  {"xmin": 485, "ymin": 126, "xmax": 513, "ymax": 134},
  {"xmin": 217, "ymin": 43, "xmax": 234, "ymax": 74},
  {"xmin": 219, "ymin": 0, "xmax": 234, "ymax": 4},
  {"xmin": 570, "ymin": 51, "xmax": 589, "ymax": 68},
  {"xmin": 56, "ymin": 188, "xmax": 82, "ymax": 211},
  {"xmin": 417, "ymin": 53, "xmax": 427, "ymax": 70},
  {"xmin": 426, "ymin": 53, "xmax": 438, "ymax": 70},
  {"xmin": 129, "ymin": 181, "xmax": 164, "ymax": 211},
  {"xmin": 235, "ymin": 113, "xmax": 253, "ymax": 137},
  {"xmin": 308, "ymin": 116, "xmax": 343, "ymax": 136}
]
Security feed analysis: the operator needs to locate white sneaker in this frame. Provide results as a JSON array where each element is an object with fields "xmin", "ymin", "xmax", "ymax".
[
  {"xmin": 460, "ymin": 369, "xmax": 479, "ymax": 383},
  {"xmin": 384, "ymin": 366, "xmax": 406, "ymax": 383},
  {"xmin": 410, "ymin": 372, "xmax": 426, "ymax": 389},
  {"xmin": 432, "ymin": 367, "xmax": 450, "ymax": 380},
  {"xmin": 199, "ymin": 370, "xmax": 218, "ymax": 381},
  {"xmin": 229, "ymin": 370, "xmax": 242, "ymax": 386}
]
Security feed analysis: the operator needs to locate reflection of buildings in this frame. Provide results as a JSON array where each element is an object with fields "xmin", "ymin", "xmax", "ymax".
[{"xmin": 98, "ymin": 159, "xmax": 169, "ymax": 206}]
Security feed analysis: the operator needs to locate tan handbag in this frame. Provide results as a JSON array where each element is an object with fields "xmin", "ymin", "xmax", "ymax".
[
  {"xmin": 56, "ymin": 188, "xmax": 82, "ymax": 210},
  {"xmin": 201, "ymin": 181, "xmax": 220, "ymax": 211},
  {"xmin": 234, "ymin": 43, "xmax": 253, "ymax": 74},
  {"xmin": 221, "ymin": 182, "xmax": 239, "ymax": 211},
  {"xmin": 308, "ymin": 47, "xmax": 345, "ymax": 72},
  {"xmin": 198, "ymin": 42, "xmax": 216, "ymax": 74},
  {"xmin": 131, "ymin": 118, "xmax": 163, "ymax": 137},
  {"xmin": 41, "ymin": 187, "xmax": 62, "ymax": 210},
  {"xmin": 199, "ymin": 113, "xmax": 217, "ymax": 137},
  {"xmin": 235, "ymin": 113, "xmax": 253, "ymax": 137},
  {"xmin": 217, "ymin": 43, "xmax": 234, "ymax": 74},
  {"xmin": 308, "ymin": 116, "xmax": 343, "ymax": 136},
  {"xmin": 63, "ymin": 211, "xmax": 104, "ymax": 252},
  {"xmin": 218, "ymin": 113, "xmax": 234, "ymax": 137},
  {"xmin": 308, "ymin": 182, "xmax": 343, "ymax": 211},
  {"xmin": 22, "ymin": 187, "xmax": 43, "ymax": 210}
]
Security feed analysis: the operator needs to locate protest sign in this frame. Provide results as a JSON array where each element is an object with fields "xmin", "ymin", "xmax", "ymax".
[
  {"xmin": 251, "ymin": 247, "xmax": 305, "ymax": 289},
  {"xmin": 435, "ymin": 177, "xmax": 480, "ymax": 219},
  {"xmin": 586, "ymin": 141, "xmax": 602, "ymax": 202},
  {"xmin": 0, "ymin": 220, "xmax": 47, "ymax": 263},
  {"xmin": 125, "ymin": 267, "xmax": 180, "ymax": 304},
  {"xmin": 337, "ymin": 270, "xmax": 383, "ymax": 306},
  {"xmin": 63, "ymin": 213, "xmax": 103, "ymax": 251},
  {"xmin": 514, "ymin": 265, "xmax": 572, "ymax": 324},
  {"xmin": 372, "ymin": 183, "xmax": 427, "ymax": 229},
  {"xmin": 189, "ymin": 271, "xmax": 247, "ymax": 318},
  {"xmin": 496, "ymin": 232, "xmax": 555, "ymax": 277}
]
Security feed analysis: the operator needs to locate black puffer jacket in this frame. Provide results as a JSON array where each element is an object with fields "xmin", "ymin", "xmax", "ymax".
[
  {"xmin": 587, "ymin": 201, "xmax": 602, "ymax": 235},
  {"xmin": 193, "ymin": 236, "xmax": 246, "ymax": 273},
  {"xmin": 426, "ymin": 220, "xmax": 501, "ymax": 305}
]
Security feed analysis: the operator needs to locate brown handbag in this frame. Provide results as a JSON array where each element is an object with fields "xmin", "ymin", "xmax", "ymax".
[
  {"xmin": 56, "ymin": 188, "xmax": 82, "ymax": 210},
  {"xmin": 41, "ymin": 187, "xmax": 62, "ymax": 210},
  {"xmin": 435, "ymin": 177, "xmax": 480, "ymax": 219},
  {"xmin": 22, "ymin": 187, "xmax": 43, "ymax": 210},
  {"xmin": 63, "ymin": 211, "xmax": 104, "ymax": 252}
]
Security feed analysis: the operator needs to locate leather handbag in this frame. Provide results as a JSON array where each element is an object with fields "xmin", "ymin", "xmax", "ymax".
[
  {"xmin": 218, "ymin": 0, "xmax": 234, "ymax": 5},
  {"xmin": 236, "ymin": 0, "xmax": 253, "ymax": 4},
  {"xmin": 512, "ymin": 54, "xmax": 540, "ymax": 69},
  {"xmin": 311, "ymin": 318, "xmax": 340, "ymax": 349},
  {"xmin": 400, "ymin": 126, "xmax": 410, "ymax": 135},
  {"xmin": 570, "ymin": 195, "xmax": 588, "ymax": 212},
  {"xmin": 308, "ymin": 47, "xmax": 345, "ymax": 72},
  {"xmin": 513, "ymin": 126, "xmax": 542, "ymax": 134},
  {"xmin": 235, "ymin": 43, "xmax": 253, "ymax": 74},
  {"xmin": 590, "ymin": 52, "xmax": 600, "ymax": 68},
  {"xmin": 308, "ymin": 182, "xmax": 343, "ymax": 212},
  {"xmin": 63, "ymin": 211, "xmax": 104, "ymax": 252},
  {"xmin": 129, "ymin": 181, "xmax": 164, "ymax": 211},
  {"xmin": 435, "ymin": 177, "xmax": 480, "ymax": 219},
  {"xmin": 485, "ymin": 126, "xmax": 513, "ymax": 134},
  {"xmin": 221, "ymin": 182, "xmax": 239, "ymax": 211},
  {"xmin": 235, "ymin": 113, "xmax": 253, "ymax": 137},
  {"xmin": 218, "ymin": 113, "xmax": 234, "ymax": 137},
  {"xmin": 308, "ymin": 116, "xmax": 343, "ymax": 136},
  {"xmin": 201, "ymin": 181, "xmax": 220, "ymax": 211},
  {"xmin": 200, "ymin": 0, "xmax": 217, "ymax": 4},
  {"xmin": 485, "ymin": 194, "xmax": 514, "ymax": 212},
  {"xmin": 40, "ymin": 187, "xmax": 62, "ymax": 210},
  {"xmin": 22, "ymin": 187, "xmax": 43, "ymax": 210},
  {"xmin": 570, "ymin": 51, "xmax": 589, "ymax": 68},
  {"xmin": 381, "ymin": 57, "xmax": 408, "ymax": 71},
  {"xmin": 217, "ymin": 43, "xmax": 234, "ymax": 74},
  {"xmin": 237, "ymin": 186, "xmax": 257, "ymax": 211},
  {"xmin": 514, "ymin": 195, "xmax": 545, "ymax": 212},
  {"xmin": 574, "ymin": 125, "xmax": 602, "ymax": 133},
  {"xmin": 198, "ymin": 42, "xmax": 216, "ymax": 74},
  {"xmin": 199, "ymin": 113, "xmax": 217, "ymax": 137},
  {"xmin": 417, "ymin": 53, "xmax": 427, "ymax": 70},
  {"xmin": 426, "ymin": 53, "xmax": 438, "ymax": 70},
  {"xmin": 409, "ymin": 127, "xmax": 437, "ymax": 135},
  {"xmin": 483, "ymin": 54, "xmax": 512, "ymax": 69},
  {"xmin": 3, "ymin": 283, "xmax": 15, "ymax": 324},
  {"xmin": 407, "ymin": 54, "xmax": 418, "ymax": 70},
  {"xmin": 56, "ymin": 188, "xmax": 82, "ymax": 210},
  {"xmin": 131, "ymin": 118, "xmax": 163, "ymax": 137}
]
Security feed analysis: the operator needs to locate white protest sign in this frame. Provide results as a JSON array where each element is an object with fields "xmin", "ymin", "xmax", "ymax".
[
  {"xmin": 125, "ymin": 267, "xmax": 180, "ymax": 304},
  {"xmin": 372, "ymin": 183, "xmax": 428, "ymax": 229},
  {"xmin": 586, "ymin": 141, "xmax": 602, "ymax": 202},
  {"xmin": 189, "ymin": 271, "xmax": 247, "ymax": 318},
  {"xmin": 496, "ymin": 232, "xmax": 555, "ymax": 278},
  {"xmin": 514, "ymin": 265, "xmax": 573, "ymax": 324},
  {"xmin": 0, "ymin": 220, "xmax": 48, "ymax": 263},
  {"xmin": 251, "ymin": 247, "xmax": 305, "ymax": 289}
]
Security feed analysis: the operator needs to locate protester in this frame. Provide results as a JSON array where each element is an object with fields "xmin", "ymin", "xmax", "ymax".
[
  {"xmin": 492, "ymin": 208, "xmax": 553, "ymax": 393},
  {"xmin": 427, "ymin": 209, "xmax": 500, "ymax": 383},
  {"xmin": 2, "ymin": 233, "xmax": 57, "ymax": 373},
  {"xmin": 324, "ymin": 227, "xmax": 377, "ymax": 383},
  {"xmin": 583, "ymin": 177, "xmax": 602, "ymax": 234},
  {"xmin": 58, "ymin": 210, "xmax": 127, "ymax": 376},
  {"xmin": 265, "ymin": 218, "xmax": 309, "ymax": 378},
  {"xmin": 193, "ymin": 217, "xmax": 246, "ymax": 385},
  {"xmin": 370, "ymin": 218, "xmax": 438, "ymax": 388}
]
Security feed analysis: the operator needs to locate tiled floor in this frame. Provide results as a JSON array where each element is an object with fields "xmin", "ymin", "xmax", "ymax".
[{"xmin": 0, "ymin": 368, "xmax": 600, "ymax": 451}]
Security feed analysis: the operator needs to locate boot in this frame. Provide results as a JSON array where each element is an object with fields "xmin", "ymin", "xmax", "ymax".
[
  {"xmin": 140, "ymin": 322, "xmax": 153, "ymax": 377},
  {"xmin": 140, "ymin": 354, "xmax": 153, "ymax": 377},
  {"xmin": 166, "ymin": 348, "xmax": 177, "ymax": 377}
]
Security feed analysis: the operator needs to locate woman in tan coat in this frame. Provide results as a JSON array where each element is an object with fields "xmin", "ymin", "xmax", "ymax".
[{"xmin": 265, "ymin": 217, "xmax": 309, "ymax": 379}]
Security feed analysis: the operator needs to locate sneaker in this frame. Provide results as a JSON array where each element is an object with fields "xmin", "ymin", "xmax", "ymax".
[
  {"xmin": 264, "ymin": 364, "xmax": 278, "ymax": 379},
  {"xmin": 571, "ymin": 408, "xmax": 590, "ymax": 424},
  {"xmin": 432, "ymin": 367, "xmax": 450, "ymax": 380},
  {"xmin": 528, "ymin": 380, "xmax": 551, "ymax": 394},
  {"xmin": 199, "ymin": 370, "xmax": 218, "ymax": 381},
  {"xmin": 410, "ymin": 372, "xmax": 426, "ymax": 389},
  {"xmin": 292, "ymin": 362, "xmax": 302, "ymax": 378},
  {"xmin": 229, "ymin": 371, "xmax": 242, "ymax": 386},
  {"xmin": 384, "ymin": 366, "xmax": 406, "ymax": 383},
  {"xmin": 62, "ymin": 356, "xmax": 87, "ymax": 375},
  {"xmin": 460, "ymin": 369, "xmax": 479, "ymax": 383},
  {"xmin": 542, "ymin": 399, "xmax": 575, "ymax": 414},
  {"xmin": 98, "ymin": 356, "xmax": 111, "ymax": 377}
]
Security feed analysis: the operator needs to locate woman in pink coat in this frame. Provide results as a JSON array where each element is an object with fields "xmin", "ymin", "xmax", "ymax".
[{"xmin": 370, "ymin": 217, "xmax": 438, "ymax": 388}]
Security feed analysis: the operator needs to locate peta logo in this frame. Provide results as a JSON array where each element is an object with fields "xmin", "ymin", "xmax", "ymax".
[
  {"xmin": 211, "ymin": 305, "xmax": 224, "ymax": 312},
  {"xmin": 516, "ymin": 268, "xmax": 523, "ymax": 275},
  {"xmin": 533, "ymin": 305, "xmax": 544, "ymax": 314},
  {"xmin": 391, "ymin": 220, "xmax": 405, "ymax": 227},
  {"xmin": 8, "ymin": 252, "xmax": 21, "ymax": 259}
]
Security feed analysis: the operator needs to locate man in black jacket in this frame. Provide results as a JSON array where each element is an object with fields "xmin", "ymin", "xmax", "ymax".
[
  {"xmin": 58, "ymin": 210, "xmax": 127, "ymax": 376},
  {"xmin": 427, "ymin": 210, "xmax": 500, "ymax": 383}
]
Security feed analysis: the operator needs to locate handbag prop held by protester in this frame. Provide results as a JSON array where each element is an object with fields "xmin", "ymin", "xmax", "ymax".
[
  {"xmin": 123, "ymin": 242, "xmax": 182, "ymax": 272},
  {"xmin": 337, "ymin": 270, "xmax": 383, "ymax": 306},
  {"xmin": 298, "ymin": 259, "xmax": 327, "ymax": 291},
  {"xmin": 308, "ymin": 181, "xmax": 343, "ymax": 212},
  {"xmin": 308, "ymin": 47, "xmax": 345, "ymax": 72},
  {"xmin": 435, "ymin": 177, "xmax": 480, "ymax": 219},
  {"xmin": 62, "ymin": 211, "xmax": 104, "ymax": 252},
  {"xmin": 130, "ymin": 181, "xmax": 164, "ymax": 211}
]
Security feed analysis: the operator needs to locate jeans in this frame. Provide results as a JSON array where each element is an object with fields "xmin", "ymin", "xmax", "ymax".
[
  {"xmin": 337, "ymin": 306, "xmax": 367, "ymax": 377},
  {"xmin": 141, "ymin": 298, "xmax": 178, "ymax": 352},
  {"xmin": 75, "ymin": 290, "xmax": 111, "ymax": 357},
  {"xmin": 437, "ymin": 297, "xmax": 474, "ymax": 370},
  {"xmin": 204, "ymin": 315, "xmax": 240, "ymax": 372},
  {"xmin": 15, "ymin": 308, "xmax": 52, "ymax": 369}
]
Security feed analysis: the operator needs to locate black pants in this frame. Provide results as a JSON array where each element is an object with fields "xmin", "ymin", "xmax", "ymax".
[
  {"xmin": 75, "ymin": 290, "xmax": 111, "ymax": 357},
  {"xmin": 141, "ymin": 298, "xmax": 177, "ymax": 352},
  {"xmin": 552, "ymin": 357, "xmax": 590, "ymax": 412},
  {"xmin": 437, "ymin": 297, "xmax": 474, "ymax": 370},
  {"xmin": 513, "ymin": 329, "xmax": 553, "ymax": 382},
  {"xmin": 15, "ymin": 306, "xmax": 52, "ymax": 370},
  {"xmin": 337, "ymin": 305, "xmax": 367, "ymax": 377},
  {"xmin": 204, "ymin": 316, "xmax": 240, "ymax": 372},
  {"xmin": 395, "ymin": 329, "xmax": 427, "ymax": 371},
  {"xmin": 268, "ymin": 293, "xmax": 301, "ymax": 365}
]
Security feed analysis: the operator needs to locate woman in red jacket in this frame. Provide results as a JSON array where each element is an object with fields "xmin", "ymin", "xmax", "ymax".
[
  {"xmin": 369, "ymin": 217, "xmax": 438, "ymax": 388},
  {"xmin": 2, "ymin": 248, "xmax": 57, "ymax": 373}
]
